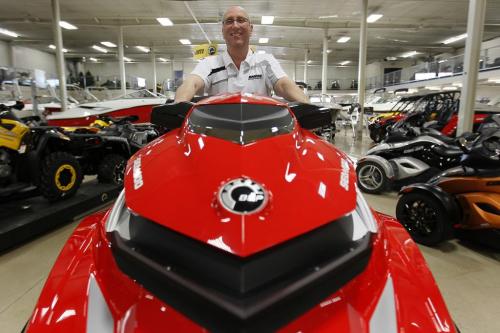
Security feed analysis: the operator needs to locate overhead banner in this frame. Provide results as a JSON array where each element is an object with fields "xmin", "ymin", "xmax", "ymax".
[{"xmin": 193, "ymin": 43, "xmax": 218, "ymax": 60}]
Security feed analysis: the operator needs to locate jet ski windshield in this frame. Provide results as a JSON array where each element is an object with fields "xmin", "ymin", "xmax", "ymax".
[{"xmin": 187, "ymin": 103, "xmax": 295, "ymax": 145}]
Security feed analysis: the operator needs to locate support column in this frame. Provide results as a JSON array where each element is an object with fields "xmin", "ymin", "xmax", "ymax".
[
  {"xmin": 170, "ymin": 56, "xmax": 174, "ymax": 80},
  {"xmin": 293, "ymin": 61, "xmax": 297, "ymax": 82},
  {"xmin": 304, "ymin": 49, "xmax": 308, "ymax": 85},
  {"xmin": 321, "ymin": 30, "xmax": 328, "ymax": 95},
  {"xmin": 457, "ymin": 0, "xmax": 487, "ymax": 135},
  {"xmin": 117, "ymin": 26, "xmax": 127, "ymax": 95},
  {"xmin": 151, "ymin": 48, "xmax": 157, "ymax": 92},
  {"xmin": 7, "ymin": 41, "xmax": 15, "ymax": 67},
  {"xmin": 356, "ymin": 0, "xmax": 369, "ymax": 139},
  {"xmin": 51, "ymin": 0, "xmax": 68, "ymax": 111}
]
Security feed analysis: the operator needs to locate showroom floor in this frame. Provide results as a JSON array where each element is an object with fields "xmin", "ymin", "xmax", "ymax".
[{"xmin": 1, "ymin": 128, "xmax": 499, "ymax": 333}]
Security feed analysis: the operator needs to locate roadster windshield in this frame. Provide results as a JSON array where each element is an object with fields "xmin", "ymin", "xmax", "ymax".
[{"xmin": 187, "ymin": 103, "xmax": 295, "ymax": 145}]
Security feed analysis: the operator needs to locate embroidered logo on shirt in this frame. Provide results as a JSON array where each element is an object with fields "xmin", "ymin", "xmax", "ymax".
[{"xmin": 248, "ymin": 74, "xmax": 263, "ymax": 80}]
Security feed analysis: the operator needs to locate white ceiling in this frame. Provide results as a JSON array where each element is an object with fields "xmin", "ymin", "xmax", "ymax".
[{"xmin": 1, "ymin": 0, "xmax": 500, "ymax": 64}]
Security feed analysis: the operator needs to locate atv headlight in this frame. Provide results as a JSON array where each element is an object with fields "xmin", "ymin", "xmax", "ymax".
[{"xmin": 105, "ymin": 189, "xmax": 131, "ymax": 240}]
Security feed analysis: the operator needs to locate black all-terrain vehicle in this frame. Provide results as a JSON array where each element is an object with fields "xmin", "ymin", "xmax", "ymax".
[
  {"xmin": 0, "ymin": 103, "xmax": 83, "ymax": 201},
  {"xmin": 63, "ymin": 115, "xmax": 159, "ymax": 185}
]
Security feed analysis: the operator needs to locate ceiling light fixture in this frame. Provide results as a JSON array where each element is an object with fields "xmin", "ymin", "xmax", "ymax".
[
  {"xmin": 158, "ymin": 57, "xmax": 168, "ymax": 62},
  {"xmin": 259, "ymin": 38, "xmax": 269, "ymax": 44},
  {"xmin": 101, "ymin": 41, "xmax": 117, "ymax": 47},
  {"xmin": 326, "ymin": 49, "xmax": 332, "ymax": 54},
  {"xmin": 339, "ymin": 60, "xmax": 351, "ymax": 65},
  {"xmin": 307, "ymin": 60, "xmax": 312, "ymax": 64},
  {"xmin": 179, "ymin": 39, "xmax": 191, "ymax": 45},
  {"xmin": 261, "ymin": 16, "xmax": 274, "ymax": 25},
  {"xmin": 92, "ymin": 45, "xmax": 108, "ymax": 53},
  {"xmin": 49, "ymin": 44, "xmax": 68, "ymax": 52},
  {"xmin": 318, "ymin": 15, "xmax": 338, "ymax": 19},
  {"xmin": 123, "ymin": 57, "xmax": 132, "ymax": 62},
  {"xmin": 0, "ymin": 28, "xmax": 18, "ymax": 37},
  {"xmin": 156, "ymin": 17, "xmax": 173, "ymax": 26},
  {"xmin": 59, "ymin": 21, "xmax": 78, "ymax": 30},
  {"xmin": 367, "ymin": 14, "xmax": 383, "ymax": 23},
  {"xmin": 136, "ymin": 46, "xmax": 150, "ymax": 53},
  {"xmin": 385, "ymin": 56, "xmax": 397, "ymax": 61},
  {"xmin": 401, "ymin": 50, "xmax": 418, "ymax": 58},
  {"xmin": 442, "ymin": 33, "xmax": 467, "ymax": 44},
  {"xmin": 337, "ymin": 36, "xmax": 351, "ymax": 43},
  {"xmin": 90, "ymin": 57, "xmax": 98, "ymax": 62}
]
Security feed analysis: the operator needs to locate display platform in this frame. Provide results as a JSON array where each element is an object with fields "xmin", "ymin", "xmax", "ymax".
[{"xmin": 0, "ymin": 180, "xmax": 121, "ymax": 252}]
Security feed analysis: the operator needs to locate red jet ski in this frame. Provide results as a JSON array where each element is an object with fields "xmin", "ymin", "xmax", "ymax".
[{"xmin": 25, "ymin": 93, "xmax": 456, "ymax": 333}]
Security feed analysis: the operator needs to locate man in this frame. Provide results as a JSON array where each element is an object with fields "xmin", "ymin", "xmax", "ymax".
[{"xmin": 174, "ymin": 6, "xmax": 308, "ymax": 103}]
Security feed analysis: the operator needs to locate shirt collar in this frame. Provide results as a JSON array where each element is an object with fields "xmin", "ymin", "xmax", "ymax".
[{"xmin": 222, "ymin": 48, "xmax": 254, "ymax": 68}]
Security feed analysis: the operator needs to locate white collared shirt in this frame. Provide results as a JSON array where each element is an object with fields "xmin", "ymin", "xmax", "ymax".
[{"xmin": 191, "ymin": 50, "xmax": 287, "ymax": 96}]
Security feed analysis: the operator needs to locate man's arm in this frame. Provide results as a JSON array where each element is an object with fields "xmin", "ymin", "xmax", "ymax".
[
  {"xmin": 273, "ymin": 76, "xmax": 309, "ymax": 103},
  {"xmin": 174, "ymin": 74, "xmax": 205, "ymax": 103}
]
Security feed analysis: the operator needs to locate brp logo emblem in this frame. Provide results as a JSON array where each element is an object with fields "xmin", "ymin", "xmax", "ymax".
[{"xmin": 219, "ymin": 178, "xmax": 268, "ymax": 215}]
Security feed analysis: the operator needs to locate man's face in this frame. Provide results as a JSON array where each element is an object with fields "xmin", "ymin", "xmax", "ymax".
[{"xmin": 222, "ymin": 7, "xmax": 253, "ymax": 49}]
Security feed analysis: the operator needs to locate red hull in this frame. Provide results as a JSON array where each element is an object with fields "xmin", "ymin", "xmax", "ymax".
[{"xmin": 46, "ymin": 104, "xmax": 161, "ymax": 126}]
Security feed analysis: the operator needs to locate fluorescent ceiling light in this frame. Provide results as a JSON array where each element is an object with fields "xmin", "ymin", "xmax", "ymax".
[
  {"xmin": 401, "ymin": 50, "xmax": 418, "ymax": 58},
  {"xmin": 59, "ymin": 21, "xmax": 78, "ymax": 30},
  {"xmin": 339, "ymin": 60, "xmax": 351, "ymax": 65},
  {"xmin": 158, "ymin": 57, "xmax": 168, "ymax": 62},
  {"xmin": 123, "ymin": 57, "xmax": 132, "ymax": 62},
  {"xmin": 326, "ymin": 49, "xmax": 332, "ymax": 54},
  {"xmin": 49, "ymin": 44, "xmax": 68, "ymax": 52},
  {"xmin": 261, "ymin": 16, "xmax": 274, "ymax": 24},
  {"xmin": 0, "ymin": 28, "xmax": 18, "ymax": 37},
  {"xmin": 319, "ymin": 15, "xmax": 338, "ymax": 19},
  {"xmin": 179, "ymin": 39, "xmax": 191, "ymax": 45},
  {"xmin": 92, "ymin": 45, "xmax": 108, "ymax": 53},
  {"xmin": 101, "ymin": 41, "xmax": 116, "ymax": 47},
  {"xmin": 90, "ymin": 57, "xmax": 98, "ymax": 62},
  {"xmin": 385, "ymin": 56, "xmax": 397, "ymax": 61},
  {"xmin": 307, "ymin": 60, "xmax": 312, "ymax": 64},
  {"xmin": 136, "ymin": 46, "xmax": 150, "ymax": 53},
  {"xmin": 367, "ymin": 14, "xmax": 383, "ymax": 23},
  {"xmin": 257, "ymin": 50, "xmax": 266, "ymax": 54},
  {"xmin": 452, "ymin": 82, "xmax": 463, "ymax": 87},
  {"xmin": 259, "ymin": 38, "xmax": 269, "ymax": 44},
  {"xmin": 442, "ymin": 33, "xmax": 467, "ymax": 44},
  {"xmin": 156, "ymin": 17, "xmax": 173, "ymax": 26},
  {"xmin": 337, "ymin": 36, "xmax": 351, "ymax": 43},
  {"xmin": 424, "ymin": 86, "xmax": 441, "ymax": 91},
  {"xmin": 442, "ymin": 86, "xmax": 458, "ymax": 90}
]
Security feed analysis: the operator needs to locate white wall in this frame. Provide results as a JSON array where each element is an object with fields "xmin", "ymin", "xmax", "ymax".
[
  {"xmin": 12, "ymin": 46, "xmax": 56, "ymax": 74},
  {"xmin": 0, "ymin": 40, "xmax": 11, "ymax": 66}
]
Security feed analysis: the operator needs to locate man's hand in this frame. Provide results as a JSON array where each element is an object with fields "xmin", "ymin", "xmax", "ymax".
[
  {"xmin": 274, "ymin": 76, "xmax": 309, "ymax": 103},
  {"xmin": 174, "ymin": 74, "xmax": 205, "ymax": 103}
]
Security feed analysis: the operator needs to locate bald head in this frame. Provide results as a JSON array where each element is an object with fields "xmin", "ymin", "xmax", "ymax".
[{"xmin": 223, "ymin": 6, "xmax": 250, "ymax": 23}]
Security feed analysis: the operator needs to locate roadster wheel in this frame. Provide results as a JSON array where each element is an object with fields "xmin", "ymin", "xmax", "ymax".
[
  {"xmin": 39, "ymin": 151, "xmax": 83, "ymax": 201},
  {"xmin": 356, "ymin": 161, "xmax": 388, "ymax": 194},
  {"xmin": 98, "ymin": 154, "xmax": 127, "ymax": 185},
  {"xmin": 396, "ymin": 192, "xmax": 452, "ymax": 246}
]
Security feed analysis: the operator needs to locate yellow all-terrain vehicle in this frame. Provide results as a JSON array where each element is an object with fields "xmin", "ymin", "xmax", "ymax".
[{"xmin": 0, "ymin": 102, "xmax": 82, "ymax": 201}]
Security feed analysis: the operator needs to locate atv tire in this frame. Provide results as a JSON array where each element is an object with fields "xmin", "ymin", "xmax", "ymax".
[
  {"xmin": 356, "ymin": 161, "xmax": 388, "ymax": 194},
  {"xmin": 396, "ymin": 191, "xmax": 453, "ymax": 246},
  {"xmin": 98, "ymin": 154, "xmax": 126, "ymax": 185},
  {"xmin": 39, "ymin": 151, "xmax": 83, "ymax": 202}
]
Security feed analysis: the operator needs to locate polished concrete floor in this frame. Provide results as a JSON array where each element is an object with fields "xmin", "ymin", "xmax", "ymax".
[{"xmin": 1, "ymin": 128, "xmax": 499, "ymax": 333}]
